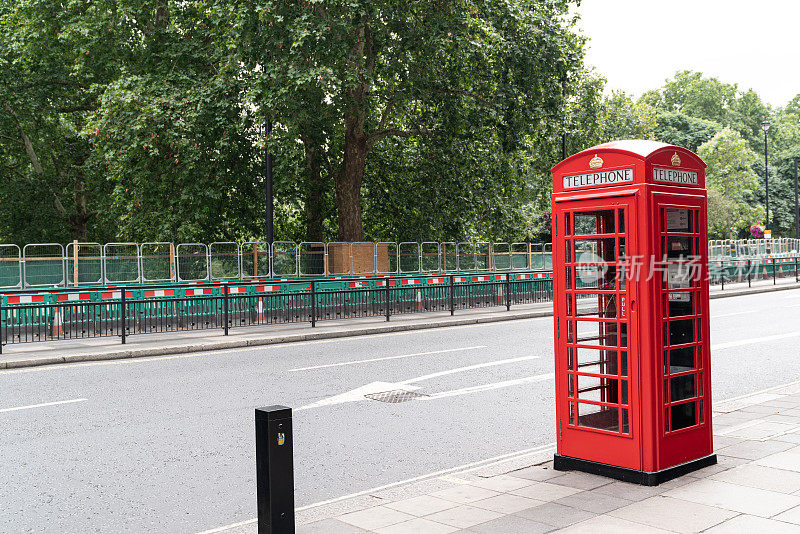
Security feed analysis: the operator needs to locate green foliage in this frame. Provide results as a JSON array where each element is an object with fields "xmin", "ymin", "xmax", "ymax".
[
  {"xmin": 641, "ymin": 70, "xmax": 770, "ymax": 151},
  {"xmin": 0, "ymin": 0, "xmax": 120, "ymax": 242},
  {"xmin": 239, "ymin": 0, "xmax": 585, "ymax": 241},
  {"xmin": 653, "ymin": 112, "xmax": 720, "ymax": 152},
  {"xmin": 600, "ymin": 91, "xmax": 658, "ymax": 142},
  {"xmin": 697, "ymin": 128, "xmax": 760, "ymax": 238},
  {"xmin": 2, "ymin": 3, "xmax": 799, "ymax": 246}
]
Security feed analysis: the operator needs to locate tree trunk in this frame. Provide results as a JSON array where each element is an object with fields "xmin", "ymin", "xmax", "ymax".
[
  {"xmin": 335, "ymin": 17, "xmax": 372, "ymax": 242},
  {"xmin": 336, "ymin": 105, "xmax": 367, "ymax": 241},
  {"xmin": 71, "ymin": 215, "xmax": 89, "ymax": 241}
]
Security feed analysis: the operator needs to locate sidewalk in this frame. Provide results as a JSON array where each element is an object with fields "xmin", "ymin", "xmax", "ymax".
[
  {"xmin": 2, "ymin": 278, "xmax": 799, "ymax": 370},
  {"xmin": 279, "ymin": 380, "xmax": 800, "ymax": 534}
]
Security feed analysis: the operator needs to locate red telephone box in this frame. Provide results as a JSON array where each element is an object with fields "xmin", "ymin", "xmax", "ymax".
[{"xmin": 550, "ymin": 140, "xmax": 715, "ymax": 485}]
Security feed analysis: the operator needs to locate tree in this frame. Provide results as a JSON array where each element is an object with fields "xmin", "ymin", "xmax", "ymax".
[
  {"xmin": 761, "ymin": 97, "xmax": 800, "ymax": 236},
  {"xmin": 697, "ymin": 128, "xmax": 760, "ymax": 239},
  {"xmin": 0, "ymin": 0, "xmax": 121, "ymax": 242},
  {"xmin": 599, "ymin": 90, "xmax": 657, "ymax": 142},
  {"xmin": 82, "ymin": 0, "xmax": 266, "ymax": 243},
  {"xmin": 652, "ymin": 112, "xmax": 720, "ymax": 152},
  {"xmin": 640, "ymin": 70, "xmax": 736, "ymax": 126},
  {"xmin": 243, "ymin": 0, "xmax": 585, "ymax": 241},
  {"xmin": 641, "ymin": 71, "xmax": 770, "ymax": 151}
]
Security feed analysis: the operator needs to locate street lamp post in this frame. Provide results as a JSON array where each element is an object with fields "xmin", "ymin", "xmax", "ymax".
[
  {"xmin": 762, "ymin": 118, "xmax": 770, "ymax": 230},
  {"xmin": 561, "ymin": 75, "xmax": 568, "ymax": 161},
  {"xmin": 794, "ymin": 158, "xmax": 799, "ymax": 241},
  {"xmin": 265, "ymin": 117, "xmax": 274, "ymax": 244}
]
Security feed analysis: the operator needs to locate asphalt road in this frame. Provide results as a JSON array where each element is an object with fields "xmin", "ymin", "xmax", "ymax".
[{"xmin": 2, "ymin": 289, "xmax": 800, "ymax": 533}]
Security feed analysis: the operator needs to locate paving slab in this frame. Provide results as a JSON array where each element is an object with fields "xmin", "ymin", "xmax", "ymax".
[
  {"xmin": 715, "ymin": 438, "xmax": 795, "ymax": 460},
  {"xmin": 709, "ymin": 464, "xmax": 800, "ymax": 493},
  {"xmin": 703, "ymin": 514, "xmax": 800, "ymax": 533},
  {"xmin": 422, "ymin": 505, "xmax": 503, "ymax": 529},
  {"xmin": 775, "ymin": 505, "xmax": 800, "ymax": 525},
  {"xmin": 465, "ymin": 514, "xmax": 556, "ymax": 534},
  {"xmin": 552, "ymin": 514, "xmax": 675, "ymax": 533},
  {"xmin": 509, "ymin": 482, "xmax": 584, "ymax": 502},
  {"xmin": 514, "ymin": 502, "xmax": 597, "ymax": 529},
  {"xmin": 607, "ymin": 496, "xmax": 737, "ymax": 533},
  {"xmin": 663, "ymin": 478, "xmax": 800, "ymax": 517},
  {"xmin": 755, "ymin": 446, "xmax": 800, "ymax": 472}
]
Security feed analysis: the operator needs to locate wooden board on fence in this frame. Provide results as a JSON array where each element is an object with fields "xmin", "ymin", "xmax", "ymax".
[
  {"xmin": 376, "ymin": 243, "xmax": 391, "ymax": 273},
  {"xmin": 328, "ymin": 243, "xmax": 350, "ymax": 275}
]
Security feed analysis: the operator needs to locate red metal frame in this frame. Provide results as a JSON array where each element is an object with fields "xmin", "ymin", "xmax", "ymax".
[{"xmin": 551, "ymin": 141, "xmax": 713, "ymax": 479}]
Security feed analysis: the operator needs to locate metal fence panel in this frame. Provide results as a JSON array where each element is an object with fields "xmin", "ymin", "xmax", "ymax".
[
  {"xmin": 272, "ymin": 242, "xmax": 298, "ymax": 277},
  {"xmin": 177, "ymin": 243, "xmax": 209, "ymax": 281},
  {"xmin": 241, "ymin": 242, "xmax": 270, "ymax": 278},
  {"xmin": 0, "ymin": 244, "xmax": 21, "ymax": 288},
  {"xmin": 23, "ymin": 243, "xmax": 64, "ymax": 287},
  {"xmin": 542, "ymin": 243, "xmax": 553, "ymax": 270},
  {"xmin": 141, "ymin": 242, "xmax": 175, "ymax": 282},
  {"xmin": 351, "ymin": 242, "xmax": 376, "ymax": 274},
  {"xmin": 5, "ymin": 237, "xmax": 790, "ymax": 290},
  {"xmin": 103, "ymin": 243, "xmax": 140, "ymax": 283},
  {"xmin": 492, "ymin": 242, "xmax": 511, "ymax": 271},
  {"xmin": 376, "ymin": 242, "xmax": 398, "ymax": 274},
  {"xmin": 326, "ymin": 242, "xmax": 351, "ymax": 275},
  {"xmin": 299, "ymin": 242, "xmax": 326, "ymax": 276},
  {"xmin": 457, "ymin": 243, "xmax": 476, "ymax": 271},
  {"xmin": 511, "ymin": 243, "xmax": 529, "ymax": 270},
  {"xmin": 66, "ymin": 242, "xmax": 103, "ymax": 286},
  {"xmin": 399, "ymin": 242, "xmax": 420, "ymax": 273},
  {"xmin": 441, "ymin": 242, "xmax": 457, "ymax": 272},
  {"xmin": 210, "ymin": 242, "xmax": 241, "ymax": 279},
  {"xmin": 475, "ymin": 242, "xmax": 491, "ymax": 270},
  {"xmin": 421, "ymin": 242, "xmax": 440, "ymax": 272}
]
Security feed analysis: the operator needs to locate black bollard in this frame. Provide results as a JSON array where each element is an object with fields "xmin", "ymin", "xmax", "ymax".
[{"xmin": 256, "ymin": 406, "xmax": 295, "ymax": 534}]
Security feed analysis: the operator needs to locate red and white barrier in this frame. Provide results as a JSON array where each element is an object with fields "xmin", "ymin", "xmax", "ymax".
[
  {"xmin": 56, "ymin": 292, "xmax": 90, "ymax": 302},
  {"xmin": 101, "ymin": 291, "xmax": 133, "ymax": 299},
  {"xmin": 256, "ymin": 285, "xmax": 281, "ymax": 292},
  {"xmin": 7, "ymin": 294, "xmax": 45, "ymax": 304},
  {"xmin": 184, "ymin": 288, "xmax": 212, "ymax": 296},
  {"xmin": 144, "ymin": 289, "xmax": 175, "ymax": 298}
]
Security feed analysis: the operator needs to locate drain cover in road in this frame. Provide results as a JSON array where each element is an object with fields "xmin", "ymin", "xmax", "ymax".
[{"xmin": 364, "ymin": 389, "xmax": 427, "ymax": 403}]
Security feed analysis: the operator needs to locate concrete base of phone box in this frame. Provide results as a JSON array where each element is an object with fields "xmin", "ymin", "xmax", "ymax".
[{"xmin": 553, "ymin": 453, "xmax": 717, "ymax": 486}]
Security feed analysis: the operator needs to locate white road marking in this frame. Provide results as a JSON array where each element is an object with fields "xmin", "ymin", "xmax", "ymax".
[
  {"xmin": 0, "ymin": 398, "xmax": 87, "ymax": 414},
  {"xmin": 297, "ymin": 356, "xmax": 541, "ymax": 410},
  {"xmin": 288, "ymin": 345, "xmax": 487, "ymax": 372},
  {"xmin": 194, "ymin": 442, "xmax": 557, "ymax": 534},
  {"xmin": 195, "ymin": 519, "xmax": 256, "ymax": 534},
  {"xmin": 295, "ymin": 382, "xmax": 422, "ymax": 411},
  {"xmin": 419, "ymin": 373, "xmax": 554, "ymax": 400},
  {"xmin": 712, "ymin": 331, "xmax": 800, "ymax": 350},
  {"xmin": 403, "ymin": 355, "xmax": 540, "ymax": 384}
]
